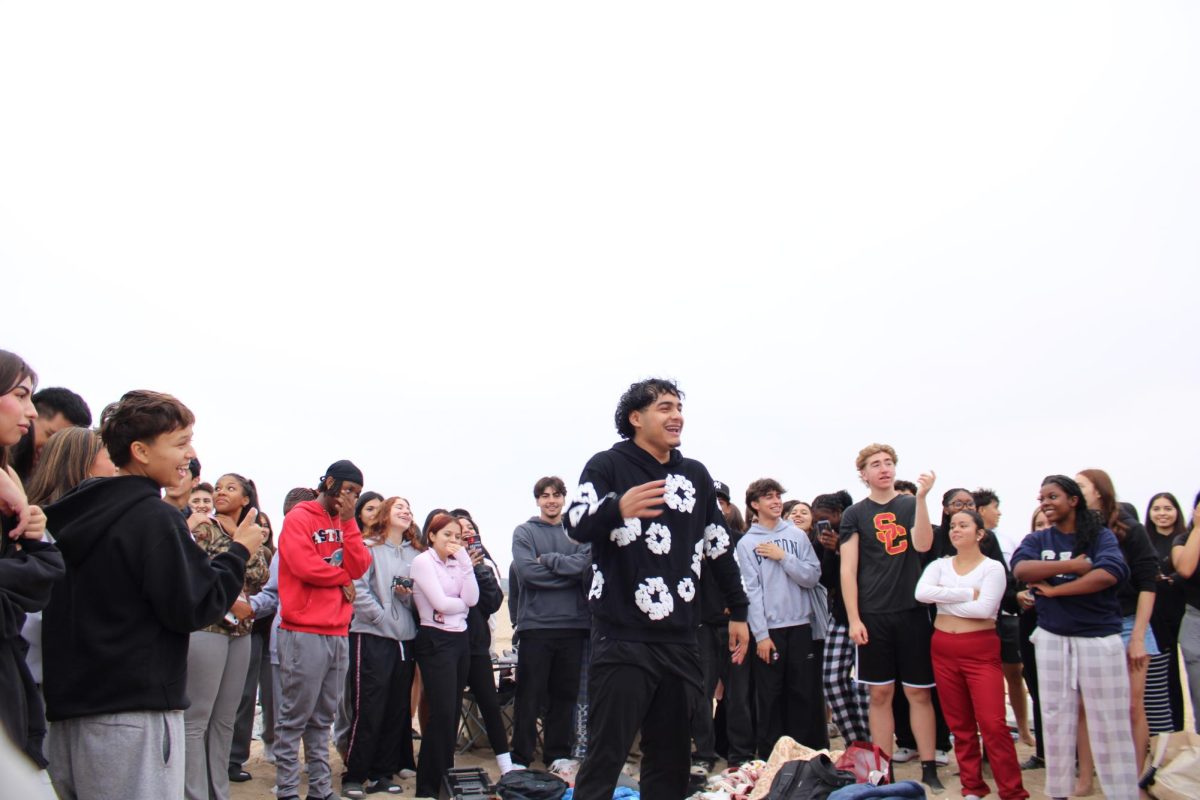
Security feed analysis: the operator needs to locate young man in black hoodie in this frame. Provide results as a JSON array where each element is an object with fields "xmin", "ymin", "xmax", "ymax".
[
  {"xmin": 43, "ymin": 390, "xmax": 264, "ymax": 800},
  {"xmin": 510, "ymin": 476, "xmax": 591, "ymax": 771},
  {"xmin": 566, "ymin": 379, "xmax": 750, "ymax": 800}
]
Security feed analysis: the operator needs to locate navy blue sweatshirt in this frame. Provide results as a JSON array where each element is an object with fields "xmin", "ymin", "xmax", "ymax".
[
  {"xmin": 565, "ymin": 440, "xmax": 748, "ymax": 643},
  {"xmin": 1010, "ymin": 525, "xmax": 1128, "ymax": 637}
]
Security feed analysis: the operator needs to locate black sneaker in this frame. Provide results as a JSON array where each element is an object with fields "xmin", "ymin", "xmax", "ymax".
[
  {"xmin": 1020, "ymin": 755, "xmax": 1044, "ymax": 770},
  {"xmin": 921, "ymin": 762, "xmax": 945, "ymax": 795}
]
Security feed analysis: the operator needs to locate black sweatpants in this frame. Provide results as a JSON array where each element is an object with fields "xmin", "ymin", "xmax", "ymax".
[
  {"xmin": 467, "ymin": 653, "xmax": 509, "ymax": 756},
  {"xmin": 344, "ymin": 632, "xmax": 416, "ymax": 783},
  {"xmin": 1018, "ymin": 608, "xmax": 1044, "ymax": 760},
  {"xmin": 413, "ymin": 627, "xmax": 469, "ymax": 798},
  {"xmin": 720, "ymin": 635, "xmax": 757, "ymax": 764},
  {"xmin": 752, "ymin": 624, "xmax": 826, "ymax": 755},
  {"xmin": 574, "ymin": 637, "xmax": 699, "ymax": 800},
  {"xmin": 513, "ymin": 631, "xmax": 584, "ymax": 767},
  {"xmin": 690, "ymin": 623, "xmax": 727, "ymax": 764}
]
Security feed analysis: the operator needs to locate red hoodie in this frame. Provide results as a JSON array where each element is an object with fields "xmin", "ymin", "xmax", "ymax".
[{"xmin": 278, "ymin": 499, "xmax": 371, "ymax": 636}]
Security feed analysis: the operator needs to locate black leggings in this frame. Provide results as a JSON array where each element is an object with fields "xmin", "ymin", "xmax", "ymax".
[{"xmin": 466, "ymin": 654, "xmax": 509, "ymax": 755}]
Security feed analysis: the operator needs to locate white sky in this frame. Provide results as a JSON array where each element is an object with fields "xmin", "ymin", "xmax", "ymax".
[{"xmin": 3, "ymin": 3, "xmax": 1198, "ymax": 573}]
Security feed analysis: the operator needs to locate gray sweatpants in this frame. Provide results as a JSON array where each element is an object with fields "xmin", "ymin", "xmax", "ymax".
[
  {"xmin": 185, "ymin": 631, "xmax": 252, "ymax": 800},
  {"xmin": 275, "ymin": 628, "xmax": 348, "ymax": 798},
  {"xmin": 1180, "ymin": 605, "xmax": 1200, "ymax": 733},
  {"xmin": 48, "ymin": 710, "xmax": 185, "ymax": 799}
]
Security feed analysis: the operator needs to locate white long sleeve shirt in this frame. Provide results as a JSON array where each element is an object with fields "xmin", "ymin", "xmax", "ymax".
[{"xmin": 914, "ymin": 556, "xmax": 1006, "ymax": 620}]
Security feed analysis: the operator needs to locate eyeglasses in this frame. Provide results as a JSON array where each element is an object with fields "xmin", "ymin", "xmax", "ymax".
[{"xmin": 948, "ymin": 500, "xmax": 976, "ymax": 510}]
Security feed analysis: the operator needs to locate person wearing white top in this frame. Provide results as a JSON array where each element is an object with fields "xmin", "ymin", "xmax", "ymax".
[{"xmin": 914, "ymin": 480, "xmax": 1028, "ymax": 800}]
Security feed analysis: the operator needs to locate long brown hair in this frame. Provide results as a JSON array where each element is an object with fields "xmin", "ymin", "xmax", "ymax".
[
  {"xmin": 0, "ymin": 350, "xmax": 38, "ymax": 472},
  {"xmin": 24, "ymin": 427, "xmax": 103, "ymax": 507},
  {"xmin": 1078, "ymin": 468, "xmax": 1129, "ymax": 540},
  {"xmin": 365, "ymin": 496, "xmax": 422, "ymax": 548}
]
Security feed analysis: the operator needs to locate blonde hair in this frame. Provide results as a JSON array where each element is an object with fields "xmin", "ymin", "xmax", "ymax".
[{"xmin": 855, "ymin": 443, "xmax": 898, "ymax": 472}]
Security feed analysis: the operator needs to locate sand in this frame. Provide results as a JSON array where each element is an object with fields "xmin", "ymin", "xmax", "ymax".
[{"xmin": 231, "ymin": 608, "xmax": 1191, "ymax": 799}]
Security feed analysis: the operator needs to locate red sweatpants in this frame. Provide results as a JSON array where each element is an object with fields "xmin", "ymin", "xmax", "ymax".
[{"xmin": 931, "ymin": 628, "xmax": 1028, "ymax": 800}]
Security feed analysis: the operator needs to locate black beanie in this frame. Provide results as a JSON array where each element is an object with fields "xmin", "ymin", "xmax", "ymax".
[{"xmin": 323, "ymin": 459, "xmax": 364, "ymax": 487}]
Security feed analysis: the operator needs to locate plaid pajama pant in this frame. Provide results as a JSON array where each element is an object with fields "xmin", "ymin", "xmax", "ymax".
[
  {"xmin": 823, "ymin": 618, "xmax": 870, "ymax": 744},
  {"xmin": 1031, "ymin": 628, "xmax": 1138, "ymax": 800}
]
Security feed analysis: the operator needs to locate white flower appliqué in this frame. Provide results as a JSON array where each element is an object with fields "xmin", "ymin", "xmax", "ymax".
[
  {"xmin": 644, "ymin": 523, "xmax": 671, "ymax": 555},
  {"xmin": 703, "ymin": 523, "xmax": 731, "ymax": 558},
  {"xmin": 663, "ymin": 473, "xmax": 696, "ymax": 514},
  {"xmin": 568, "ymin": 482, "xmax": 600, "ymax": 528},
  {"xmin": 692, "ymin": 539, "xmax": 704, "ymax": 577},
  {"xmin": 610, "ymin": 517, "xmax": 641, "ymax": 547},
  {"xmin": 634, "ymin": 577, "xmax": 675, "ymax": 621},
  {"xmin": 677, "ymin": 577, "xmax": 696, "ymax": 602},
  {"xmin": 588, "ymin": 565, "xmax": 604, "ymax": 600}
]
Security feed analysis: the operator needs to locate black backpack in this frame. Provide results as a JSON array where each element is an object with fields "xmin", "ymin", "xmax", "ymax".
[
  {"xmin": 766, "ymin": 755, "xmax": 858, "ymax": 800},
  {"xmin": 495, "ymin": 768, "xmax": 569, "ymax": 800}
]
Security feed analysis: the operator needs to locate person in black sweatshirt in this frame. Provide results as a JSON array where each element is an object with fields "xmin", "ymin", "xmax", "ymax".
[
  {"xmin": 0, "ymin": 351, "xmax": 62, "ymax": 773},
  {"xmin": 1074, "ymin": 469, "xmax": 1159, "ymax": 790},
  {"xmin": 565, "ymin": 378, "xmax": 749, "ymax": 800},
  {"xmin": 42, "ymin": 390, "xmax": 265, "ymax": 800},
  {"xmin": 455, "ymin": 512, "xmax": 519, "ymax": 776}
]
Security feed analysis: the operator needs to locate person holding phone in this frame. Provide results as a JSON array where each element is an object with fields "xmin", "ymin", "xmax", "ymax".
[
  {"xmin": 341, "ymin": 497, "xmax": 421, "ymax": 798},
  {"xmin": 812, "ymin": 491, "xmax": 870, "ymax": 747},
  {"xmin": 454, "ymin": 513, "xmax": 519, "ymax": 777}
]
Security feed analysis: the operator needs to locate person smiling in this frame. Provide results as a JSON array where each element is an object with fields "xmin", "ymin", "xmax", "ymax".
[
  {"xmin": 1010, "ymin": 475, "xmax": 1136, "ymax": 800},
  {"xmin": 915, "ymin": 502, "xmax": 1027, "ymax": 800},
  {"xmin": 737, "ymin": 478, "xmax": 823, "ymax": 754},
  {"xmin": 341, "ymin": 496, "xmax": 422, "ymax": 798},
  {"xmin": 1145, "ymin": 491, "xmax": 1188, "ymax": 731},
  {"xmin": 510, "ymin": 476, "xmax": 591, "ymax": 772},
  {"xmin": 564, "ymin": 378, "xmax": 750, "ymax": 800},
  {"xmin": 43, "ymin": 390, "xmax": 263, "ymax": 800},
  {"xmin": 184, "ymin": 474, "xmax": 271, "ymax": 800}
]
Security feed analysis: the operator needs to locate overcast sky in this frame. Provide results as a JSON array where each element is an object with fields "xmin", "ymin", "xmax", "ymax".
[{"xmin": 3, "ymin": 3, "xmax": 1198, "ymax": 573}]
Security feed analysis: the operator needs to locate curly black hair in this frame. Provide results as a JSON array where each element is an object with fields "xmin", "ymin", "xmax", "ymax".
[
  {"xmin": 613, "ymin": 378, "xmax": 684, "ymax": 440},
  {"xmin": 1041, "ymin": 474, "xmax": 1104, "ymax": 555}
]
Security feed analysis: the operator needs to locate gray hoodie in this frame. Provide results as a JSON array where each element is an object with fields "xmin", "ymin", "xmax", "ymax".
[
  {"xmin": 736, "ymin": 518, "xmax": 822, "ymax": 641},
  {"xmin": 511, "ymin": 517, "xmax": 591, "ymax": 631},
  {"xmin": 350, "ymin": 539, "xmax": 420, "ymax": 646}
]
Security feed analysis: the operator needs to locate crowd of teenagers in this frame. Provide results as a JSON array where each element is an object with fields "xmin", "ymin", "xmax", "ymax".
[{"xmin": 2, "ymin": 355, "xmax": 1199, "ymax": 800}]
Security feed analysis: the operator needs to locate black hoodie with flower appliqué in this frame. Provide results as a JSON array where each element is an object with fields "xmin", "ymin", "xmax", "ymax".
[{"xmin": 565, "ymin": 440, "xmax": 748, "ymax": 643}]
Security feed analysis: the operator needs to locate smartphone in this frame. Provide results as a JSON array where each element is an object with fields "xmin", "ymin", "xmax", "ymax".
[
  {"xmin": 461, "ymin": 529, "xmax": 483, "ymax": 556},
  {"xmin": 815, "ymin": 520, "xmax": 833, "ymax": 534}
]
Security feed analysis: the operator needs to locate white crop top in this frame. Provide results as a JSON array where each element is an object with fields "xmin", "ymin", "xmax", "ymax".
[{"xmin": 914, "ymin": 556, "xmax": 1006, "ymax": 619}]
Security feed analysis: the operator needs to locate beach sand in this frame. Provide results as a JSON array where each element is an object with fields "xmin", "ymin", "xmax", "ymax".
[{"xmin": 231, "ymin": 607, "xmax": 1190, "ymax": 799}]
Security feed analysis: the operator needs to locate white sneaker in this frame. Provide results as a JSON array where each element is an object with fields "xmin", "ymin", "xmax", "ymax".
[
  {"xmin": 890, "ymin": 746, "xmax": 917, "ymax": 763},
  {"xmin": 397, "ymin": 768, "xmax": 416, "ymax": 779},
  {"xmin": 935, "ymin": 749, "xmax": 950, "ymax": 766}
]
